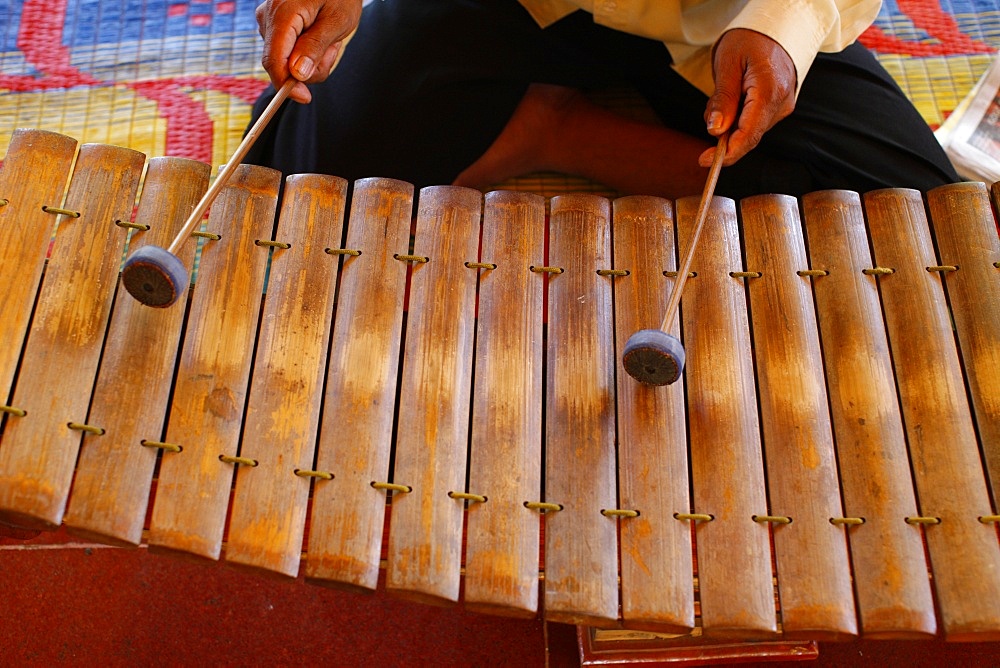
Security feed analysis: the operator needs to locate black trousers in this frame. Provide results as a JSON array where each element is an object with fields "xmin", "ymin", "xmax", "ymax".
[{"xmin": 245, "ymin": 0, "xmax": 960, "ymax": 200}]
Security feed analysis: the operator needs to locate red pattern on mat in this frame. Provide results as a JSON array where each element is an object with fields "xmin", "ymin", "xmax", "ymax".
[
  {"xmin": 860, "ymin": 0, "xmax": 994, "ymax": 55},
  {"xmin": 0, "ymin": 0, "xmax": 268, "ymax": 163}
]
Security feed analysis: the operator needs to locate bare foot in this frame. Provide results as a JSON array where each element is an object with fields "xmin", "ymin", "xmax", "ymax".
[
  {"xmin": 454, "ymin": 82, "xmax": 711, "ymax": 198},
  {"xmin": 453, "ymin": 83, "xmax": 583, "ymax": 190}
]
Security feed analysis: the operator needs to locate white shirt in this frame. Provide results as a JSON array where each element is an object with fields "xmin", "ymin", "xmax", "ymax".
[{"xmin": 517, "ymin": 0, "xmax": 882, "ymax": 95}]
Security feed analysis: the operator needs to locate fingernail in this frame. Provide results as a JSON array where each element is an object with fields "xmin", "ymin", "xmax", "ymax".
[
  {"xmin": 707, "ymin": 111, "xmax": 723, "ymax": 132},
  {"xmin": 291, "ymin": 55, "xmax": 315, "ymax": 80}
]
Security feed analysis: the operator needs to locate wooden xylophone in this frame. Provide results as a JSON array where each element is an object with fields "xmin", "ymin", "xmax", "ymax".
[{"xmin": 1, "ymin": 128, "xmax": 999, "ymax": 641}]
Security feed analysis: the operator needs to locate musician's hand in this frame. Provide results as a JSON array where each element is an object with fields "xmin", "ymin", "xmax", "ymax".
[
  {"xmin": 699, "ymin": 28, "xmax": 797, "ymax": 168},
  {"xmin": 256, "ymin": 0, "xmax": 363, "ymax": 103}
]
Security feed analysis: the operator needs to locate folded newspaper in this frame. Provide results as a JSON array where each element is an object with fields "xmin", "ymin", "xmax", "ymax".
[{"xmin": 936, "ymin": 51, "xmax": 1000, "ymax": 184}]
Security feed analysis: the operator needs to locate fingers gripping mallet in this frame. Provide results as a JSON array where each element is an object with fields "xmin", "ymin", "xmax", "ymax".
[
  {"xmin": 622, "ymin": 134, "xmax": 728, "ymax": 385},
  {"xmin": 121, "ymin": 78, "xmax": 296, "ymax": 307}
]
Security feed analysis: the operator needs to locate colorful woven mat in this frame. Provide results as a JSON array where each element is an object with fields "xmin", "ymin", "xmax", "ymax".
[{"xmin": 2, "ymin": 0, "xmax": 1000, "ymax": 194}]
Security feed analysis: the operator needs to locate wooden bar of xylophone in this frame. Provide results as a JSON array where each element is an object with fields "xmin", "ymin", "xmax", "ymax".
[{"xmin": 1, "ymin": 129, "xmax": 999, "ymax": 641}]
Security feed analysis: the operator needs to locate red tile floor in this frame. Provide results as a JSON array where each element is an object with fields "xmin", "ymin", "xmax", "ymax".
[{"xmin": 3, "ymin": 527, "xmax": 1000, "ymax": 666}]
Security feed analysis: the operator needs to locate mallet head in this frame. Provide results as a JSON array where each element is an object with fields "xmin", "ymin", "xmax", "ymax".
[
  {"xmin": 622, "ymin": 328, "xmax": 686, "ymax": 386},
  {"xmin": 121, "ymin": 245, "xmax": 189, "ymax": 308}
]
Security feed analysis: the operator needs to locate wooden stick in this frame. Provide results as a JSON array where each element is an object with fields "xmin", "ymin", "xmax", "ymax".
[
  {"xmin": 659, "ymin": 133, "xmax": 728, "ymax": 333},
  {"xmin": 165, "ymin": 77, "xmax": 295, "ymax": 255}
]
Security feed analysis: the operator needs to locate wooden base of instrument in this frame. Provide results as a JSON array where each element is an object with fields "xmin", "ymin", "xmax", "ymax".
[
  {"xmin": 578, "ymin": 627, "xmax": 819, "ymax": 665},
  {"xmin": 2, "ymin": 129, "xmax": 1000, "ymax": 643}
]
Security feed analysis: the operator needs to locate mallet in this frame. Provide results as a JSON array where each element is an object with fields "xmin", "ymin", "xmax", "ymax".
[
  {"xmin": 621, "ymin": 133, "xmax": 728, "ymax": 385},
  {"xmin": 121, "ymin": 77, "xmax": 296, "ymax": 307}
]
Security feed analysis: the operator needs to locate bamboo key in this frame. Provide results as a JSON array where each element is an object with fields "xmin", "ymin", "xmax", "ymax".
[
  {"xmin": 120, "ymin": 77, "xmax": 296, "ymax": 307},
  {"xmin": 622, "ymin": 133, "xmax": 728, "ymax": 385}
]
